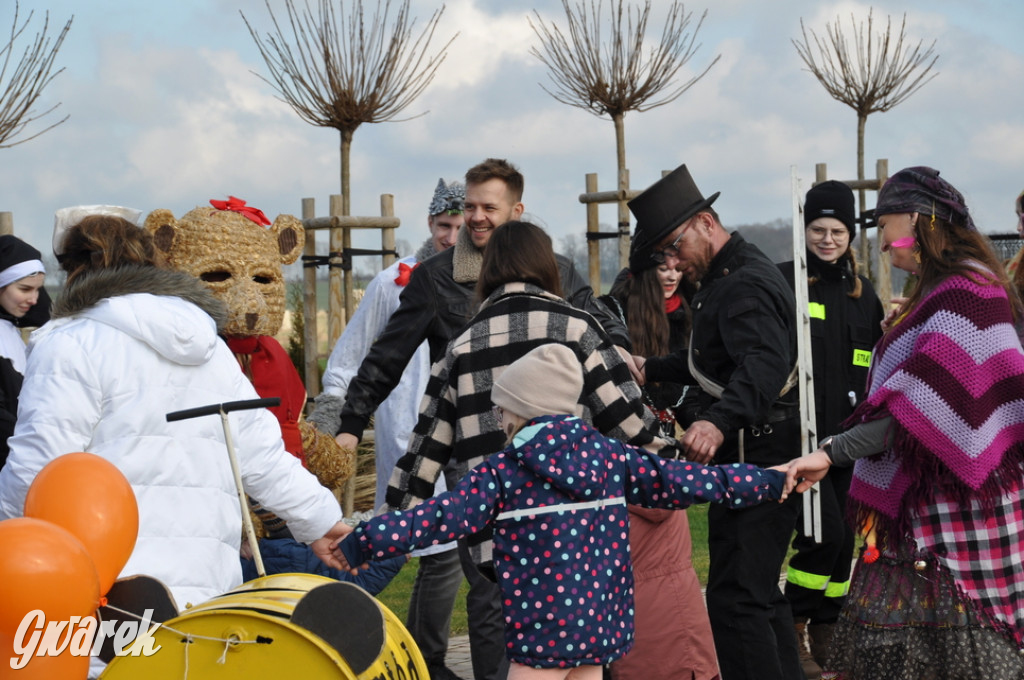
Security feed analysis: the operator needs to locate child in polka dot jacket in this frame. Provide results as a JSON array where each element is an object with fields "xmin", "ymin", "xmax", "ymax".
[{"xmin": 333, "ymin": 343, "xmax": 788, "ymax": 680}]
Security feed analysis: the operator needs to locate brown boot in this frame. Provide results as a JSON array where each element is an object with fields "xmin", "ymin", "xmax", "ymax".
[
  {"xmin": 808, "ymin": 622, "xmax": 836, "ymax": 669},
  {"xmin": 794, "ymin": 619, "xmax": 823, "ymax": 680}
]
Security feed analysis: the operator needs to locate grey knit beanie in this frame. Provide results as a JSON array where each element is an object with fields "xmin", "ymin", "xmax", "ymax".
[{"xmin": 491, "ymin": 344, "xmax": 583, "ymax": 420}]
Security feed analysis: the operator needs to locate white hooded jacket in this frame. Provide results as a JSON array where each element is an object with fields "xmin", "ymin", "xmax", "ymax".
[{"xmin": 0, "ymin": 266, "xmax": 341, "ymax": 609}]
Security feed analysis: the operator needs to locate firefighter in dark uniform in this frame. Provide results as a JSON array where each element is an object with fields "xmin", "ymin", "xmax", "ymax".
[
  {"xmin": 779, "ymin": 180, "xmax": 884, "ymax": 679},
  {"xmin": 631, "ymin": 164, "xmax": 805, "ymax": 680}
]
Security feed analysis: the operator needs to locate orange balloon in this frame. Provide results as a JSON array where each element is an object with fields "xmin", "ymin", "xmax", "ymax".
[
  {"xmin": 0, "ymin": 518, "xmax": 101, "ymax": 642},
  {"xmin": 24, "ymin": 453, "xmax": 139, "ymax": 596}
]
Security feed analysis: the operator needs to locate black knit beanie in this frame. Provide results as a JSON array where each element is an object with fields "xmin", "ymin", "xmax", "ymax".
[{"xmin": 804, "ymin": 180, "xmax": 856, "ymax": 240}]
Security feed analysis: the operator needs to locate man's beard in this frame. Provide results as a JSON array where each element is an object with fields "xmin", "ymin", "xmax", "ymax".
[{"xmin": 685, "ymin": 242, "xmax": 715, "ymax": 284}]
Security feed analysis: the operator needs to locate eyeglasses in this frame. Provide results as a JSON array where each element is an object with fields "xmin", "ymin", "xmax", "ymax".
[
  {"xmin": 651, "ymin": 218, "xmax": 693, "ymax": 264},
  {"xmin": 806, "ymin": 225, "xmax": 849, "ymax": 242}
]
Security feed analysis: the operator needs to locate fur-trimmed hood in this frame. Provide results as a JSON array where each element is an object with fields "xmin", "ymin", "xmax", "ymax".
[
  {"xmin": 43, "ymin": 265, "xmax": 229, "ymax": 367},
  {"xmin": 54, "ymin": 265, "xmax": 227, "ymax": 327}
]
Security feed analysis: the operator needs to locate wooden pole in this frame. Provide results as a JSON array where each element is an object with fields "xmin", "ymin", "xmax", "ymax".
[
  {"xmin": 380, "ymin": 194, "xmax": 396, "ymax": 270},
  {"xmin": 328, "ymin": 194, "xmax": 345, "ymax": 346},
  {"xmin": 585, "ymin": 173, "xmax": 601, "ymax": 290},
  {"xmin": 617, "ymin": 168, "xmax": 630, "ymax": 273},
  {"xmin": 874, "ymin": 159, "xmax": 892, "ymax": 305},
  {"xmin": 301, "ymin": 198, "xmax": 319, "ymax": 400},
  {"xmin": 0, "ymin": 213, "xmax": 12, "ymax": 236},
  {"xmin": 342, "ymin": 206, "xmax": 354, "ymax": 332}
]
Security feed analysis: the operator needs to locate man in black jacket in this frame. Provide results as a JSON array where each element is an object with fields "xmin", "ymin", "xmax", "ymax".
[
  {"xmin": 330, "ymin": 158, "xmax": 631, "ymax": 680},
  {"xmin": 634, "ymin": 164, "xmax": 805, "ymax": 680}
]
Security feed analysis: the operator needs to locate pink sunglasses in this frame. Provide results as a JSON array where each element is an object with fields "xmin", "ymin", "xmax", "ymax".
[{"xmin": 882, "ymin": 236, "xmax": 916, "ymax": 253}]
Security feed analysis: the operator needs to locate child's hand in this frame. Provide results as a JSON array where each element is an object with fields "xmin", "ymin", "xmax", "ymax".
[
  {"xmin": 330, "ymin": 533, "xmax": 369, "ymax": 576},
  {"xmin": 778, "ymin": 451, "xmax": 833, "ymax": 495},
  {"xmin": 312, "ymin": 520, "xmax": 352, "ymax": 571},
  {"xmin": 767, "ymin": 464, "xmax": 790, "ymax": 502}
]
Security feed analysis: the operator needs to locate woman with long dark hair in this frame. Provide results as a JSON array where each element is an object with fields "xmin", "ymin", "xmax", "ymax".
[
  {"xmin": 597, "ymin": 246, "xmax": 719, "ymax": 680},
  {"xmin": 783, "ymin": 167, "xmax": 1024, "ymax": 679}
]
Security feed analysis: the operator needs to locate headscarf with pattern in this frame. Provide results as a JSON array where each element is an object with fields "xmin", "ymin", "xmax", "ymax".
[{"xmin": 874, "ymin": 166, "xmax": 976, "ymax": 232}]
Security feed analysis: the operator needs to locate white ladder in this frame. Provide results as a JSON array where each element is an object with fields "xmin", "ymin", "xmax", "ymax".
[{"xmin": 791, "ymin": 166, "xmax": 822, "ymax": 543}]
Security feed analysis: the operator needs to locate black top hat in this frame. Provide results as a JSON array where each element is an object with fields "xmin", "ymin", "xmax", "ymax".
[{"xmin": 627, "ymin": 164, "xmax": 720, "ymax": 271}]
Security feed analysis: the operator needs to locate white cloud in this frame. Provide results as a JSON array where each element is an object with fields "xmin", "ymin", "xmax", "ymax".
[{"xmin": 0, "ymin": 0, "xmax": 1022, "ymax": 261}]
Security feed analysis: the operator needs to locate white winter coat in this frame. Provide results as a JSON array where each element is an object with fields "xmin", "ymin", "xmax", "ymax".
[{"xmin": 0, "ymin": 266, "xmax": 341, "ymax": 609}]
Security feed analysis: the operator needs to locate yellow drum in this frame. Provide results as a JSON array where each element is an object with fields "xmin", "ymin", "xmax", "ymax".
[{"xmin": 100, "ymin": 574, "xmax": 427, "ymax": 679}]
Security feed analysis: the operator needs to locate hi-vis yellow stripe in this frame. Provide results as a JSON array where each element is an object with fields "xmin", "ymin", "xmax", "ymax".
[
  {"xmin": 853, "ymin": 349, "xmax": 872, "ymax": 367},
  {"xmin": 808, "ymin": 302, "xmax": 826, "ymax": 320}
]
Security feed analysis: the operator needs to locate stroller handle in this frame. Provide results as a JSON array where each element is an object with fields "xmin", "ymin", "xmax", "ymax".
[{"xmin": 165, "ymin": 397, "xmax": 282, "ymax": 422}]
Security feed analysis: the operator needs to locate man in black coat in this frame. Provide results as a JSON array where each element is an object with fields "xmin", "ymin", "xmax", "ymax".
[{"xmin": 633, "ymin": 164, "xmax": 805, "ymax": 680}]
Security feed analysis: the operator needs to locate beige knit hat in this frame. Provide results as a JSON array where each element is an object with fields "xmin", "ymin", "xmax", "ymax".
[{"xmin": 491, "ymin": 343, "xmax": 583, "ymax": 420}]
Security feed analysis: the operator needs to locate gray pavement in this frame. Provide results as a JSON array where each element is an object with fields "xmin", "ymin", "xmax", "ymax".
[{"xmin": 444, "ymin": 635, "xmax": 473, "ymax": 679}]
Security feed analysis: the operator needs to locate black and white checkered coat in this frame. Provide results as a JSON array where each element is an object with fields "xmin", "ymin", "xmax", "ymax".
[{"xmin": 385, "ymin": 282, "xmax": 675, "ymax": 520}]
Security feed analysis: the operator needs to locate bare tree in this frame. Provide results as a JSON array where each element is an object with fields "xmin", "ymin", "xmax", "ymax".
[
  {"xmin": 242, "ymin": 0, "xmax": 455, "ymax": 217},
  {"xmin": 530, "ymin": 0, "xmax": 719, "ymax": 269},
  {"xmin": 0, "ymin": 2, "xmax": 73, "ymax": 148},
  {"xmin": 242, "ymin": 0, "xmax": 455, "ymax": 350},
  {"xmin": 793, "ymin": 9, "xmax": 938, "ymax": 277}
]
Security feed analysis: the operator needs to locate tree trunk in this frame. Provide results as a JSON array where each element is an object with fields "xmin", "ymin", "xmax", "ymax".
[
  {"xmin": 614, "ymin": 112, "xmax": 629, "ymax": 274},
  {"xmin": 329, "ymin": 128, "xmax": 354, "ymax": 350},
  {"xmin": 856, "ymin": 112, "xmax": 870, "ymax": 280}
]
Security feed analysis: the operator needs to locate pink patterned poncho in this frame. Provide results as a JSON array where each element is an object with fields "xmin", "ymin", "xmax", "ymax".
[{"xmin": 846, "ymin": 269, "xmax": 1024, "ymax": 646}]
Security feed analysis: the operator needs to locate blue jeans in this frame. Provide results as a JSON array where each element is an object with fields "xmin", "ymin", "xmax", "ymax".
[{"xmin": 406, "ymin": 547, "xmax": 464, "ymax": 667}]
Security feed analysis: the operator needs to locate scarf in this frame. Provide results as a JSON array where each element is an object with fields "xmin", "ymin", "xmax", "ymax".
[
  {"xmin": 225, "ymin": 335, "xmax": 307, "ymax": 462},
  {"xmin": 451, "ymin": 224, "xmax": 484, "ymax": 283}
]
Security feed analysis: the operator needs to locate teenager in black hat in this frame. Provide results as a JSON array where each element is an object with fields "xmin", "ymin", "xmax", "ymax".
[
  {"xmin": 630, "ymin": 164, "xmax": 805, "ymax": 680},
  {"xmin": 0, "ymin": 235, "xmax": 50, "ymax": 466},
  {"xmin": 778, "ymin": 180, "xmax": 883, "ymax": 679}
]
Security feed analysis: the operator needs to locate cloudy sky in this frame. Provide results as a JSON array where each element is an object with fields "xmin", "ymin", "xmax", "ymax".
[{"xmin": 1, "ymin": 0, "xmax": 1021, "ymax": 277}]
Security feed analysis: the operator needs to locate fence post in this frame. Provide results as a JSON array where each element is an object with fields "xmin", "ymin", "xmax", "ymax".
[{"xmin": 380, "ymin": 194, "xmax": 396, "ymax": 270}]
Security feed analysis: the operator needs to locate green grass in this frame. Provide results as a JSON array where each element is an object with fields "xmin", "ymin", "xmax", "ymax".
[{"xmin": 375, "ymin": 558, "xmax": 472, "ymax": 636}]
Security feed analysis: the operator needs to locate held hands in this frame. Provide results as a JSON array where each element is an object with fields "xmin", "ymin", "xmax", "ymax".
[
  {"xmin": 311, "ymin": 520, "xmax": 353, "ymax": 572},
  {"xmin": 778, "ymin": 450, "xmax": 833, "ymax": 497},
  {"xmin": 329, "ymin": 533, "xmax": 369, "ymax": 577}
]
